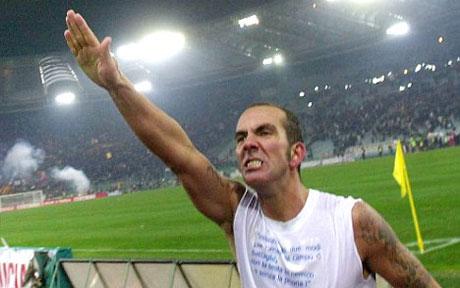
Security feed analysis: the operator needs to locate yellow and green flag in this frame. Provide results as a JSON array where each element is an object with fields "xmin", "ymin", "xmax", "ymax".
[{"xmin": 393, "ymin": 140, "xmax": 425, "ymax": 253}]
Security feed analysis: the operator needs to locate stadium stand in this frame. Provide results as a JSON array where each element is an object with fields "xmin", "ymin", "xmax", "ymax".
[
  {"xmin": 0, "ymin": 0, "xmax": 458, "ymax": 201},
  {"xmin": 0, "ymin": 46, "xmax": 459, "ymax": 198}
]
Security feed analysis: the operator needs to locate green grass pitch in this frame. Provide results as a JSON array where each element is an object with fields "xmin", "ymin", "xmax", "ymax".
[{"xmin": 1, "ymin": 146, "xmax": 459, "ymax": 286}]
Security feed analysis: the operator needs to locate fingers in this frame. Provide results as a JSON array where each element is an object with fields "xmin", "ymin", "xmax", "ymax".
[
  {"xmin": 100, "ymin": 37, "xmax": 114, "ymax": 63},
  {"xmin": 64, "ymin": 30, "xmax": 78, "ymax": 56},
  {"xmin": 65, "ymin": 10, "xmax": 100, "ymax": 50},
  {"xmin": 74, "ymin": 12, "xmax": 100, "ymax": 47},
  {"xmin": 66, "ymin": 11, "xmax": 84, "ymax": 50}
]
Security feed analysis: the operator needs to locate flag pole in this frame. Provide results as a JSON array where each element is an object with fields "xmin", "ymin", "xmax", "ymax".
[
  {"xmin": 404, "ymin": 167, "xmax": 425, "ymax": 253},
  {"xmin": 393, "ymin": 140, "xmax": 425, "ymax": 253}
]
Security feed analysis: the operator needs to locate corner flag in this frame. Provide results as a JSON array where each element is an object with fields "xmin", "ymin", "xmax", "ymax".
[{"xmin": 392, "ymin": 140, "xmax": 425, "ymax": 253}]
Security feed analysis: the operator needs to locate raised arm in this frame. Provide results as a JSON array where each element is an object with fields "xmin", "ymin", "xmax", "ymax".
[
  {"xmin": 64, "ymin": 10, "xmax": 244, "ymax": 233},
  {"xmin": 353, "ymin": 201, "xmax": 440, "ymax": 287}
]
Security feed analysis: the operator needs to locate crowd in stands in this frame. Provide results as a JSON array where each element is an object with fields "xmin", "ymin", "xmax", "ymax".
[{"xmin": 0, "ymin": 44, "xmax": 459, "ymax": 198}]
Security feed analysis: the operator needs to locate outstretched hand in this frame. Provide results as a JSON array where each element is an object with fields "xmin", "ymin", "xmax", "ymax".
[{"xmin": 64, "ymin": 10, "xmax": 122, "ymax": 91}]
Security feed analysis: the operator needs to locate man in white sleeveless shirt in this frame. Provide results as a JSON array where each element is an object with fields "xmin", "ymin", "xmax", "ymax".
[{"xmin": 65, "ymin": 10, "xmax": 440, "ymax": 287}]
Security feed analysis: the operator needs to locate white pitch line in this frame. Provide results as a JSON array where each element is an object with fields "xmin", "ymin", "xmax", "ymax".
[
  {"xmin": 73, "ymin": 248, "xmax": 228, "ymax": 254},
  {"xmin": 405, "ymin": 237, "xmax": 460, "ymax": 254}
]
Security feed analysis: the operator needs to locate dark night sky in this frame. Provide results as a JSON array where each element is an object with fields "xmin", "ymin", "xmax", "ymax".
[{"xmin": 0, "ymin": 0, "xmax": 275, "ymax": 57}]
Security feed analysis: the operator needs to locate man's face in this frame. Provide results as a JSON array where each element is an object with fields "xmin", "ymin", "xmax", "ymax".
[{"xmin": 235, "ymin": 106, "xmax": 292, "ymax": 188}]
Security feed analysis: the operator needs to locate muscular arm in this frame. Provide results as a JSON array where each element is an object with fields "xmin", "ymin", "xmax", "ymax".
[
  {"xmin": 109, "ymin": 77, "xmax": 245, "ymax": 229},
  {"xmin": 353, "ymin": 201, "xmax": 440, "ymax": 287},
  {"xmin": 64, "ymin": 10, "xmax": 244, "ymax": 232}
]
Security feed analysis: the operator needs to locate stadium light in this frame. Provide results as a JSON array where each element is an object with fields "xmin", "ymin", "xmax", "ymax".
[
  {"xmin": 140, "ymin": 31, "xmax": 185, "ymax": 63},
  {"xmin": 262, "ymin": 57, "xmax": 273, "ymax": 65},
  {"xmin": 399, "ymin": 86, "xmax": 406, "ymax": 92},
  {"xmin": 134, "ymin": 80, "xmax": 153, "ymax": 93},
  {"xmin": 116, "ymin": 43, "xmax": 141, "ymax": 61},
  {"xmin": 39, "ymin": 56, "xmax": 81, "ymax": 103},
  {"xmin": 372, "ymin": 75, "xmax": 385, "ymax": 84},
  {"xmin": 415, "ymin": 64, "xmax": 422, "ymax": 73},
  {"xmin": 299, "ymin": 91, "xmax": 305, "ymax": 97},
  {"xmin": 425, "ymin": 64, "xmax": 436, "ymax": 72},
  {"xmin": 273, "ymin": 54, "xmax": 283, "ymax": 65},
  {"xmin": 238, "ymin": 15, "xmax": 259, "ymax": 28},
  {"xmin": 307, "ymin": 101, "xmax": 313, "ymax": 108},
  {"xmin": 386, "ymin": 21, "xmax": 410, "ymax": 36},
  {"xmin": 117, "ymin": 31, "xmax": 185, "ymax": 63},
  {"xmin": 263, "ymin": 53, "xmax": 284, "ymax": 66},
  {"xmin": 55, "ymin": 92, "xmax": 76, "ymax": 105}
]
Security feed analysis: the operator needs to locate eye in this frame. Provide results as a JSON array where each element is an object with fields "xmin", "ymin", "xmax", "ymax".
[
  {"xmin": 235, "ymin": 135, "xmax": 245, "ymax": 144},
  {"xmin": 258, "ymin": 128, "xmax": 271, "ymax": 136}
]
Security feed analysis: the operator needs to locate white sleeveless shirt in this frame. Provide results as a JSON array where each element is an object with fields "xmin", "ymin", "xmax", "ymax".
[{"xmin": 233, "ymin": 188, "xmax": 376, "ymax": 288}]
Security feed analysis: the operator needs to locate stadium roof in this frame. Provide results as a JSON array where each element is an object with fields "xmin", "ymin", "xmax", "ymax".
[{"xmin": 0, "ymin": 0, "xmax": 459, "ymax": 112}]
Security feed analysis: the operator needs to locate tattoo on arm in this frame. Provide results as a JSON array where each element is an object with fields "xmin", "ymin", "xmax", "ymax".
[{"xmin": 357, "ymin": 204, "xmax": 435, "ymax": 287}]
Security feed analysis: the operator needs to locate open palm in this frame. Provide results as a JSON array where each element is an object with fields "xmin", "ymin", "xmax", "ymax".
[{"xmin": 64, "ymin": 10, "xmax": 121, "ymax": 91}]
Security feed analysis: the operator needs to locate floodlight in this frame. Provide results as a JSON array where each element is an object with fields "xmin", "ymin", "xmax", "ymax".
[
  {"xmin": 307, "ymin": 102, "xmax": 313, "ymax": 108},
  {"xmin": 263, "ymin": 53, "xmax": 283, "ymax": 66},
  {"xmin": 39, "ymin": 56, "xmax": 81, "ymax": 103},
  {"xmin": 273, "ymin": 54, "xmax": 283, "ymax": 65},
  {"xmin": 299, "ymin": 91, "xmax": 305, "ymax": 97},
  {"xmin": 139, "ymin": 31, "xmax": 185, "ymax": 63},
  {"xmin": 238, "ymin": 15, "xmax": 259, "ymax": 28},
  {"xmin": 425, "ymin": 64, "xmax": 436, "ymax": 72},
  {"xmin": 116, "ymin": 43, "xmax": 141, "ymax": 61},
  {"xmin": 437, "ymin": 36, "xmax": 444, "ymax": 44},
  {"xmin": 314, "ymin": 86, "xmax": 319, "ymax": 92},
  {"xmin": 399, "ymin": 86, "xmax": 406, "ymax": 92},
  {"xmin": 117, "ymin": 31, "xmax": 185, "ymax": 63},
  {"xmin": 386, "ymin": 21, "xmax": 409, "ymax": 36},
  {"xmin": 372, "ymin": 75, "xmax": 385, "ymax": 84},
  {"xmin": 447, "ymin": 60, "xmax": 453, "ymax": 66},
  {"xmin": 134, "ymin": 80, "xmax": 153, "ymax": 93},
  {"xmin": 263, "ymin": 57, "xmax": 273, "ymax": 65},
  {"xmin": 403, "ymin": 69, "xmax": 409, "ymax": 75},
  {"xmin": 414, "ymin": 64, "xmax": 422, "ymax": 73},
  {"xmin": 55, "ymin": 92, "xmax": 76, "ymax": 105},
  {"xmin": 407, "ymin": 82, "xmax": 413, "ymax": 88}
]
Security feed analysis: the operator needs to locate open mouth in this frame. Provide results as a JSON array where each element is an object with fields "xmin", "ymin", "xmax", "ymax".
[{"xmin": 245, "ymin": 159, "xmax": 263, "ymax": 169}]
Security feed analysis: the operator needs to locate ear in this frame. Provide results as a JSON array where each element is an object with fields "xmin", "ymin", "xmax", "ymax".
[{"xmin": 289, "ymin": 142, "xmax": 307, "ymax": 170}]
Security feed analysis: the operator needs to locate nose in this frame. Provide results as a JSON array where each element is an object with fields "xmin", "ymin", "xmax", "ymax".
[{"xmin": 242, "ymin": 133, "xmax": 259, "ymax": 152}]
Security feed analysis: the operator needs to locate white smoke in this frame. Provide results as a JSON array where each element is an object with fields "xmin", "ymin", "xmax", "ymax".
[
  {"xmin": 2, "ymin": 141, "xmax": 45, "ymax": 180},
  {"xmin": 51, "ymin": 166, "xmax": 90, "ymax": 195}
]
